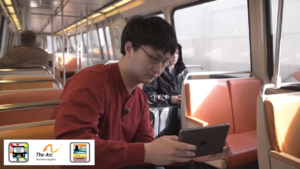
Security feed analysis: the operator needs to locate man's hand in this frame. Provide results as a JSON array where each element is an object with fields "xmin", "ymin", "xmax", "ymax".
[
  {"xmin": 193, "ymin": 140, "xmax": 233, "ymax": 162},
  {"xmin": 144, "ymin": 136, "xmax": 196, "ymax": 165},
  {"xmin": 171, "ymin": 95, "xmax": 181, "ymax": 104}
]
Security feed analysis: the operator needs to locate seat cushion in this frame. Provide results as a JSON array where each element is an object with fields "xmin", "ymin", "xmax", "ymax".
[
  {"xmin": 227, "ymin": 78, "xmax": 262, "ymax": 133},
  {"xmin": 225, "ymin": 130, "xmax": 258, "ymax": 168},
  {"xmin": 185, "ymin": 80, "xmax": 234, "ymax": 134}
]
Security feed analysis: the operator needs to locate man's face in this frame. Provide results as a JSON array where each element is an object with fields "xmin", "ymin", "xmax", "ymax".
[
  {"xmin": 128, "ymin": 44, "xmax": 172, "ymax": 84},
  {"xmin": 170, "ymin": 48, "xmax": 179, "ymax": 65}
]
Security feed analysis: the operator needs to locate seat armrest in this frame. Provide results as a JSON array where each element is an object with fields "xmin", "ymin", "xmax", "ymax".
[
  {"xmin": 269, "ymin": 151, "xmax": 300, "ymax": 168},
  {"xmin": 186, "ymin": 116, "xmax": 209, "ymax": 127}
]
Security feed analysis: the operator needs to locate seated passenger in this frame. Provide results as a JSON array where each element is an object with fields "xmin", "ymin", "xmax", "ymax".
[
  {"xmin": 143, "ymin": 44, "xmax": 188, "ymax": 108},
  {"xmin": 0, "ymin": 30, "xmax": 48, "ymax": 68},
  {"xmin": 51, "ymin": 16, "xmax": 231, "ymax": 169},
  {"xmin": 294, "ymin": 70, "xmax": 300, "ymax": 81}
]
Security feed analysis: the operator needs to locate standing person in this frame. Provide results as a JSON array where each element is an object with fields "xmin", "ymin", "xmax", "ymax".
[
  {"xmin": 0, "ymin": 30, "xmax": 48, "ymax": 68},
  {"xmin": 51, "ymin": 16, "xmax": 232, "ymax": 169}
]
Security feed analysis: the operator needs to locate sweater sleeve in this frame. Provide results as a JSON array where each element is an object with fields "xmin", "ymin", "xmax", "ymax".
[{"xmin": 52, "ymin": 72, "xmax": 146, "ymax": 168}]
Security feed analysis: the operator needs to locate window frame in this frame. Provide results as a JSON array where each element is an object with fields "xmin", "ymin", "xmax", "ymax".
[{"xmin": 171, "ymin": 0, "xmax": 253, "ymax": 74}]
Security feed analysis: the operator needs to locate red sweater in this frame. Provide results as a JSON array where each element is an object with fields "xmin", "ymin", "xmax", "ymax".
[{"xmin": 51, "ymin": 63, "xmax": 155, "ymax": 168}]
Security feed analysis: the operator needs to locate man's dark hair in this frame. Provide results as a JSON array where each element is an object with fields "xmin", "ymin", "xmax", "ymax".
[
  {"xmin": 121, "ymin": 16, "xmax": 177, "ymax": 56},
  {"xmin": 21, "ymin": 30, "xmax": 36, "ymax": 44}
]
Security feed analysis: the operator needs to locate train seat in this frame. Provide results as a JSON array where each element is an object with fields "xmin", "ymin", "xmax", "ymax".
[
  {"xmin": 0, "ymin": 76, "xmax": 60, "ymax": 91},
  {"xmin": 182, "ymin": 78, "xmax": 262, "ymax": 168},
  {"xmin": 0, "ymin": 120, "xmax": 58, "ymax": 169},
  {"xmin": 257, "ymin": 92, "xmax": 300, "ymax": 169},
  {"xmin": 0, "ymin": 100, "xmax": 60, "ymax": 126},
  {"xmin": 56, "ymin": 54, "xmax": 81, "ymax": 77},
  {"xmin": 0, "ymin": 88, "xmax": 62, "ymax": 104}
]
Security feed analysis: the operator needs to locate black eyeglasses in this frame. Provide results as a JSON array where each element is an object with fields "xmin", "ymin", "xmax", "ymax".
[{"xmin": 135, "ymin": 43, "xmax": 171, "ymax": 67}]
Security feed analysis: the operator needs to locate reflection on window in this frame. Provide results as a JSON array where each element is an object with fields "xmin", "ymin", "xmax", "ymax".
[
  {"xmin": 70, "ymin": 36, "xmax": 76, "ymax": 52},
  {"xmin": 105, "ymin": 26, "xmax": 114, "ymax": 58},
  {"xmin": 270, "ymin": 0, "xmax": 300, "ymax": 82},
  {"xmin": 173, "ymin": 0, "xmax": 250, "ymax": 72},
  {"xmin": 98, "ymin": 28, "xmax": 108, "ymax": 60},
  {"xmin": 89, "ymin": 29, "xmax": 101, "ymax": 58}
]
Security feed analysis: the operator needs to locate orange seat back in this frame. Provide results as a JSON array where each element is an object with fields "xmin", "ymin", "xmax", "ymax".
[
  {"xmin": 57, "ymin": 55, "xmax": 81, "ymax": 71},
  {"xmin": 227, "ymin": 78, "xmax": 262, "ymax": 133},
  {"xmin": 185, "ymin": 80, "xmax": 234, "ymax": 134},
  {"xmin": 0, "ymin": 76, "xmax": 56, "ymax": 91},
  {"xmin": 265, "ymin": 93, "xmax": 300, "ymax": 158},
  {"xmin": 0, "ymin": 89, "xmax": 62, "ymax": 104},
  {"xmin": 0, "ymin": 108, "xmax": 55, "ymax": 126}
]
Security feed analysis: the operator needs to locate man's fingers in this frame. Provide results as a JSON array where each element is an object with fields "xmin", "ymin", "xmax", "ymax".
[
  {"xmin": 175, "ymin": 150, "xmax": 196, "ymax": 158},
  {"xmin": 174, "ymin": 142, "xmax": 197, "ymax": 151},
  {"xmin": 171, "ymin": 156, "xmax": 192, "ymax": 163},
  {"xmin": 224, "ymin": 139, "xmax": 229, "ymax": 147},
  {"xmin": 222, "ymin": 145, "xmax": 232, "ymax": 154},
  {"xmin": 162, "ymin": 135, "xmax": 178, "ymax": 141}
]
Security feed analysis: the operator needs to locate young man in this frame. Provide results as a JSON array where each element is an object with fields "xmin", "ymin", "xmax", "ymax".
[
  {"xmin": 0, "ymin": 30, "xmax": 48, "ymax": 68},
  {"xmin": 51, "ymin": 16, "xmax": 232, "ymax": 169}
]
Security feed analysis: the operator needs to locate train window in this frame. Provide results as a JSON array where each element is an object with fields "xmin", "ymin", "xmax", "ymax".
[
  {"xmin": 98, "ymin": 28, "xmax": 108, "ymax": 59},
  {"xmin": 173, "ymin": 0, "xmax": 251, "ymax": 72},
  {"xmin": 105, "ymin": 26, "xmax": 114, "ymax": 58},
  {"xmin": 269, "ymin": 0, "xmax": 300, "ymax": 82},
  {"xmin": 76, "ymin": 34, "xmax": 83, "ymax": 54},
  {"xmin": 70, "ymin": 36, "xmax": 76, "ymax": 52},
  {"xmin": 89, "ymin": 29, "xmax": 101, "ymax": 58}
]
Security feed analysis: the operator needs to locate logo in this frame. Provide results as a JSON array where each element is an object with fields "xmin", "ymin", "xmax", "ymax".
[
  {"xmin": 199, "ymin": 140, "xmax": 207, "ymax": 146},
  {"xmin": 8, "ymin": 142, "xmax": 29, "ymax": 162},
  {"xmin": 36, "ymin": 144, "xmax": 62, "ymax": 158},
  {"xmin": 43, "ymin": 144, "xmax": 62, "ymax": 153},
  {"xmin": 70, "ymin": 142, "xmax": 90, "ymax": 163}
]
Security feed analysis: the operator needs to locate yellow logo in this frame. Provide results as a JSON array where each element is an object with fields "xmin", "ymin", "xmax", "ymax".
[{"xmin": 43, "ymin": 144, "xmax": 62, "ymax": 153}]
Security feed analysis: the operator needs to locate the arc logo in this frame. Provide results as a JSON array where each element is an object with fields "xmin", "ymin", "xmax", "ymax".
[
  {"xmin": 8, "ymin": 142, "xmax": 29, "ymax": 163},
  {"xmin": 43, "ymin": 144, "xmax": 62, "ymax": 153}
]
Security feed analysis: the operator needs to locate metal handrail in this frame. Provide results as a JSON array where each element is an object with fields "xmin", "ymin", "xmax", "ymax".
[
  {"xmin": 260, "ymin": 82, "xmax": 300, "ymax": 96},
  {"xmin": 186, "ymin": 65, "xmax": 204, "ymax": 70},
  {"xmin": 104, "ymin": 60, "xmax": 119, "ymax": 65},
  {"xmin": 0, "ymin": 79, "xmax": 63, "ymax": 88},
  {"xmin": 185, "ymin": 71, "xmax": 252, "ymax": 81},
  {"xmin": 0, "ymin": 120, "xmax": 55, "ymax": 131},
  {"xmin": 15, "ymin": 66, "xmax": 47, "ymax": 70},
  {"xmin": 0, "ymin": 100, "xmax": 61, "ymax": 113},
  {"xmin": 0, "ymin": 68, "xmax": 52, "ymax": 75}
]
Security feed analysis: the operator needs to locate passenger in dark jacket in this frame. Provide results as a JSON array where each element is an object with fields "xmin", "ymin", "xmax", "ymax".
[{"xmin": 143, "ymin": 44, "xmax": 189, "ymax": 108}]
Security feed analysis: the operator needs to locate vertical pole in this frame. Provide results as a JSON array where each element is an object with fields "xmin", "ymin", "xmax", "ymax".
[
  {"xmin": 61, "ymin": 1, "xmax": 66, "ymax": 85},
  {"xmin": 86, "ymin": 17, "xmax": 89, "ymax": 67},
  {"xmin": 27, "ymin": 0, "xmax": 31, "ymax": 30},
  {"xmin": 272, "ymin": 0, "xmax": 284, "ymax": 88},
  {"xmin": 80, "ymin": 21, "xmax": 83, "ymax": 68},
  {"xmin": 76, "ymin": 17, "xmax": 79, "ymax": 71},
  {"xmin": 90, "ymin": 15, "xmax": 94, "ymax": 66},
  {"xmin": 51, "ymin": 17, "xmax": 55, "ymax": 78}
]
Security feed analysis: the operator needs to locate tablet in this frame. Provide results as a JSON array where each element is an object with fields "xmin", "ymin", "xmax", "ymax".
[{"xmin": 178, "ymin": 123, "xmax": 230, "ymax": 157}]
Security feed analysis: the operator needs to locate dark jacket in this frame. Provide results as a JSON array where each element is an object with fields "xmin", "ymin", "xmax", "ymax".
[{"xmin": 143, "ymin": 44, "xmax": 189, "ymax": 107}]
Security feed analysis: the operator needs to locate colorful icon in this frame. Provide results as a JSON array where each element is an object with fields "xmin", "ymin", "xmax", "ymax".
[
  {"xmin": 9, "ymin": 142, "xmax": 28, "ymax": 162},
  {"xmin": 70, "ymin": 143, "xmax": 90, "ymax": 162}
]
